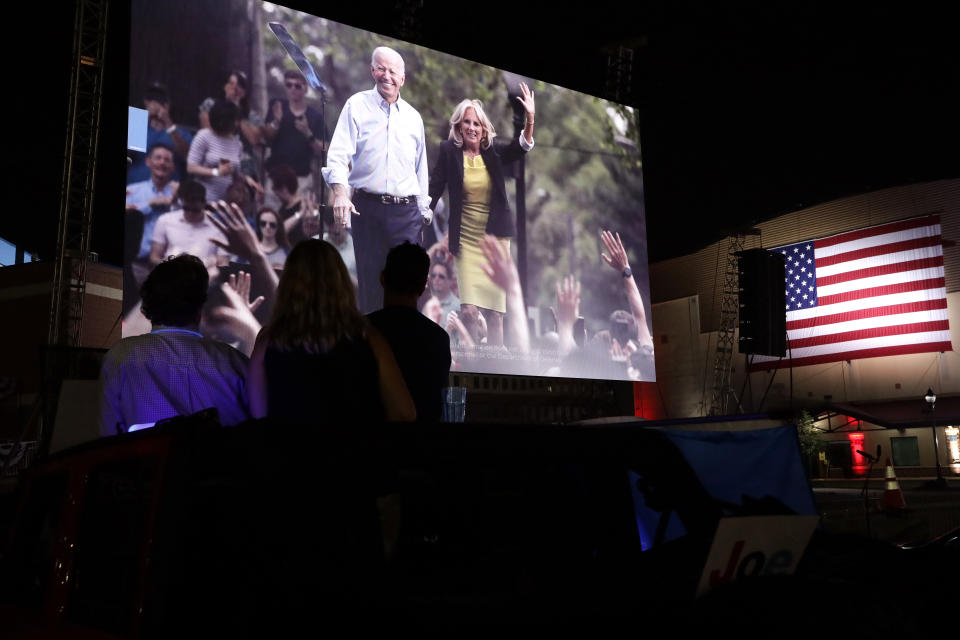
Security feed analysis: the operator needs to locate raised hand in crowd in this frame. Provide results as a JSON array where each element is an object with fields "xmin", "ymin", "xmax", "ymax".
[
  {"xmin": 601, "ymin": 229, "xmax": 634, "ymax": 277},
  {"xmin": 601, "ymin": 229, "xmax": 653, "ymax": 349},
  {"xmin": 208, "ymin": 200, "xmax": 260, "ymax": 259},
  {"xmin": 260, "ymin": 100, "xmax": 283, "ymax": 143},
  {"xmin": 427, "ymin": 241, "xmax": 453, "ymax": 269},
  {"xmin": 293, "ymin": 112, "xmax": 326, "ymax": 155},
  {"xmin": 207, "ymin": 272, "xmax": 263, "ymax": 357},
  {"xmin": 480, "ymin": 235, "xmax": 518, "ymax": 291},
  {"xmin": 207, "ymin": 200, "xmax": 279, "ymax": 305},
  {"xmin": 300, "ymin": 190, "xmax": 321, "ymax": 238},
  {"xmin": 148, "ymin": 100, "xmax": 173, "ymax": 130},
  {"xmin": 227, "ymin": 271, "xmax": 265, "ymax": 313},
  {"xmin": 422, "ymin": 295, "xmax": 443, "ymax": 325},
  {"xmin": 479, "ymin": 234, "xmax": 530, "ymax": 353},
  {"xmin": 445, "ymin": 310, "xmax": 475, "ymax": 348},
  {"xmin": 459, "ymin": 305, "xmax": 488, "ymax": 345},
  {"xmin": 146, "ymin": 98, "xmax": 189, "ymax": 159},
  {"xmin": 552, "ymin": 274, "xmax": 581, "ymax": 356},
  {"xmin": 610, "ymin": 338, "xmax": 638, "ymax": 363}
]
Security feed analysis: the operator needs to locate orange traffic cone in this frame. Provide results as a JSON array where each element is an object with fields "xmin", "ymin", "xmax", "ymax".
[{"xmin": 882, "ymin": 458, "xmax": 908, "ymax": 512}]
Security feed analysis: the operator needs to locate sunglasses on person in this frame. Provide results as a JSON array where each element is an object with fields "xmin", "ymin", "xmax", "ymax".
[
  {"xmin": 285, "ymin": 81, "xmax": 304, "ymax": 90},
  {"xmin": 260, "ymin": 220, "xmax": 277, "ymax": 229}
]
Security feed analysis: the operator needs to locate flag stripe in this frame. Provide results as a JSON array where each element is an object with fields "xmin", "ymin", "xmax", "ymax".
[
  {"xmin": 815, "ymin": 236, "xmax": 942, "ymax": 268},
  {"xmin": 750, "ymin": 342, "xmax": 953, "ymax": 371},
  {"xmin": 787, "ymin": 310, "xmax": 949, "ymax": 338},
  {"xmin": 786, "ymin": 288, "xmax": 946, "ymax": 321},
  {"xmin": 815, "ymin": 229, "xmax": 940, "ymax": 264},
  {"xmin": 814, "ymin": 215, "xmax": 939, "ymax": 250},
  {"xmin": 786, "ymin": 299, "xmax": 948, "ymax": 330},
  {"xmin": 817, "ymin": 277, "xmax": 945, "ymax": 306},
  {"xmin": 754, "ymin": 330, "xmax": 951, "ymax": 364},
  {"xmin": 816, "ymin": 256, "xmax": 944, "ymax": 287},
  {"xmin": 787, "ymin": 320, "xmax": 950, "ymax": 349},
  {"xmin": 817, "ymin": 267, "xmax": 945, "ymax": 298}
]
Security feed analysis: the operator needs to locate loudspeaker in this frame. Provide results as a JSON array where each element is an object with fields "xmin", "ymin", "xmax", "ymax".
[
  {"xmin": 737, "ymin": 249, "xmax": 786, "ymax": 357},
  {"xmin": 50, "ymin": 380, "xmax": 102, "ymax": 453}
]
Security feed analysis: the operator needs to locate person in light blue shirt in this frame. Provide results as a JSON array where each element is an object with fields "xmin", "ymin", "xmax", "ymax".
[
  {"xmin": 126, "ymin": 143, "xmax": 179, "ymax": 283},
  {"xmin": 127, "ymin": 82, "xmax": 194, "ymax": 184},
  {"xmin": 322, "ymin": 46, "xmax": 431, "ymax": 313}
]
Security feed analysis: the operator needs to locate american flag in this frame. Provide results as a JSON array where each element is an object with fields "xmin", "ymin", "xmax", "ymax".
[{"xmin": 750, "ymin": 214, "xmax": 952, "ymax": 370}]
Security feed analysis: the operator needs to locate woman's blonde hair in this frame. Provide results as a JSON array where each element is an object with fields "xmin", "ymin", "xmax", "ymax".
[
  {"xmin": 448, "ymin": 99, "xmax": 496, "ymax": 150},
  {"xmin": 265, "ymin": 239, "xmax": 365, "ymax": 353}
]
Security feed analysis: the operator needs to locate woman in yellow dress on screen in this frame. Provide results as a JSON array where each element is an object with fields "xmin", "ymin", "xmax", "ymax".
[{"xmin": 429, "ymin": 83, "xmax": 535, "ymax": 347}]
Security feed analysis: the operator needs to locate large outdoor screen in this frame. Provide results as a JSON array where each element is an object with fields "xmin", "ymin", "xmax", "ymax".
[{"xmin": 123, "ymin": 0, "xmax": 653, "ymax": 382}]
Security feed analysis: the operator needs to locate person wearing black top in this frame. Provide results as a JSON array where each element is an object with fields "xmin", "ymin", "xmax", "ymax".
[
  {"xmin": 262, "ymin": 70, "xmax": 328, "ymax": 183},
  {"xmin": 427, "ymin": 85, "xmax": 535, "ymax": 347},
  {"xmin": 368, "ymin": 242, "xmax": 451, "ymax": 422},
  {"xmin": 249, "ymin": 239, "xmax": 415, "ymax": 424}
]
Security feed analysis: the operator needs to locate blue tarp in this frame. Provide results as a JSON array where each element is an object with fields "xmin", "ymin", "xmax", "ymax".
[{"xmin": 630, "ymin": 425, "xmax": 818, "ymax": 550}]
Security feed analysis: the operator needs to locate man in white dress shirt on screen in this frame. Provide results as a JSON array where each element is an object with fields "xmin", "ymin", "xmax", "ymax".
[{"xmin": 322, "ymin": 46, "xmax": 431, "ymax": 313}]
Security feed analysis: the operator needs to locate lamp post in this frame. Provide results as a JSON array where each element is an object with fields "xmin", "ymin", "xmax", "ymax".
[{"xmin": 924, "ymin": 388, "xmax": 948, "ymax": 488}]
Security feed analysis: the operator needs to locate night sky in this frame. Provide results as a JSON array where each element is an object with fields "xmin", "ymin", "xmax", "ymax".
[{"xmin": 3, "ymin": 1, "xmax": 958, "ymax": 265}]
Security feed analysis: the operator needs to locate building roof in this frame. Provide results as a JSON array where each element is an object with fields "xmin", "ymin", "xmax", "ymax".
[{"xmin": 822, "ymin": 395, "xmax": 960, "ymax": 431}]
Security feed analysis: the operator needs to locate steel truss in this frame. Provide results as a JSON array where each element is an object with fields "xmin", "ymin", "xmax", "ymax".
[
  {"xmin": 48, "ymin": 0, "xmax": 109, "ymax": 347},
  {"xmin": 708, "ymin": 233, "xmax": 746, "ymax": 416}
]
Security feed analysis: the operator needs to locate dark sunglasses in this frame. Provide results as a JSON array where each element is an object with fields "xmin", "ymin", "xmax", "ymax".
[{"xmin": 260, "ymin": 220, "xmax": 277, "ymax": 228}]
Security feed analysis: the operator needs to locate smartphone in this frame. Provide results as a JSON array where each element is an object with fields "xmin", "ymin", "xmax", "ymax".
[
  {"xmin": 574, "ymin": 316, "xmax": 586, "ymax": 347},
  {"xmin": 217, "ymin": 260, "xmax": 250, "ymax": 283}
]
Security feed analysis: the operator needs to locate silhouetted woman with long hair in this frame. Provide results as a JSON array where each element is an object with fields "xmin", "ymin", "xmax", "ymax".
[{"xmin": 248, "ymin": 239, "xmax": 415, "ymax": 423}]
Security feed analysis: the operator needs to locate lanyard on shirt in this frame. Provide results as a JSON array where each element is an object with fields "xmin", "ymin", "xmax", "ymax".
[{"xmin": 151, "ymin": 328, "xmax": 203, "ymax": 338}]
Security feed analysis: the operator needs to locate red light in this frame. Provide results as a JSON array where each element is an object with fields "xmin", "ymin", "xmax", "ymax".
[
  {"xmin": 633, "ymin": 382, "xmax": 665, "ymax": 420},
  {"xmin": 848, "ymin": 432, "xmax": 866, "ymax": 473}
]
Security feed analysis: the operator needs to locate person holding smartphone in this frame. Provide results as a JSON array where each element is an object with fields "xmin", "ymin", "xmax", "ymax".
[
  {"xmin": 187, "ymin": 100, "xmax": 245, "ymax": 202},
  {"xmin": 263, "ymin": 69, "xmax": 327, "ymax": 197},
  {"xmin": 128, "ymin": 82, "xmax": 194, "ymax": 184}
]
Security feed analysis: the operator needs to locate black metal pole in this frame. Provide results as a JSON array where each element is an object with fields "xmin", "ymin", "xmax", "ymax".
[
  {"xmin": 515, "ymin": 136, "xmax": 528, "ymax": 303},
  {"xmin": 924, "ymin": 390, "xmax": 948, "ymax": 489},
  {"xmin": 932, "ymin": 407, "xmax": 946, "ymax": 485},
  {"xmin": 318, "ymin": 89, "xmax": 327, "ymax": 237},
  {"xmin": 508, "ymin": 78, "xmax": 528, "ymax": 304}
]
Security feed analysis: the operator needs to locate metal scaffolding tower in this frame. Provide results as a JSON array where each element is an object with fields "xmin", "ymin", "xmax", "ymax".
[
  {"xmin": 48, "ymin": 0, "xmax": 109, "ymax": 346},
  {"xmin": 708, "ymin": 233, "xmax": 746, "ymax": 416},
  {"xmin": 605, "ymin": 46, "xmax": 634, "ymax": 104}
]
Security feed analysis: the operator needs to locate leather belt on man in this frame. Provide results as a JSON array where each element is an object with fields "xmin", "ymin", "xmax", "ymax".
[{"xmin": 356, "ymin": 189, "xmax": 416, "ymax": 205}]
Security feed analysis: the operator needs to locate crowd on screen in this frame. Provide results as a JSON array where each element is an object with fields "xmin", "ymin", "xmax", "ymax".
[
  {"xmin": 418, "ymin": 231, "xmax": 655, "ymax": 381},
  {"xmin": 123, "ymin": 69, "xmax": 340, "ymax": 350},
  {"xmin": 123, "ymin": 56, "xmax": 654, "ymax": 385}
]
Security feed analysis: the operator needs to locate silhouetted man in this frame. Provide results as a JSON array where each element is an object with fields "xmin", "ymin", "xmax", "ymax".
[
  {"xmin": 368, "ymin": 242, "xmax": 451, "ymax": 421},
  {"xmin": 99, "ymin": 254, "xmax": 250, "ymax": 434}
]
